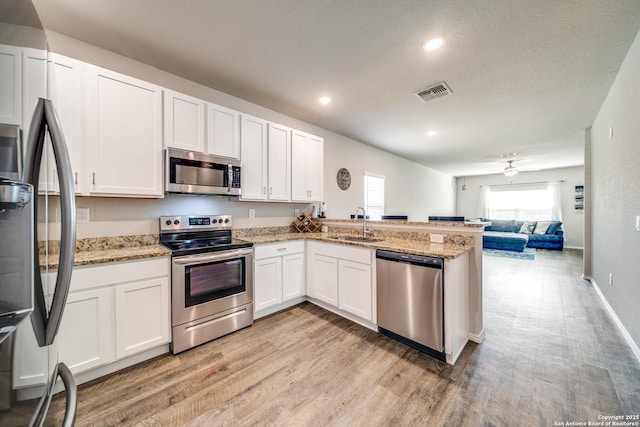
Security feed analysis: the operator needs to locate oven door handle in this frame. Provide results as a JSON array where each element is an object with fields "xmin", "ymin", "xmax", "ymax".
[{"xmin": 173, "ymin": 248, "xmax": 253, "ymax": 265}]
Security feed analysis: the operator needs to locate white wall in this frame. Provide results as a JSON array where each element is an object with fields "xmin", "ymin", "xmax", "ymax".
[
  {"xmin": 589, "ymin": 29, "xmax": 640, "ymax": 351},
  {"xmin": 455, "ymin": 166, "xmax": 585, "ymax": 248},
  {"xmin": 43, "ymin": 31, "xmax": 455, "ymax": 234}
]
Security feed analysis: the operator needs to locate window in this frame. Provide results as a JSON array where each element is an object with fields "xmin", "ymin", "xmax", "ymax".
[
  {"xmin": 364, "ymin": 173, "xmax": 384, "ymax": 220},
  {"xmin": 483, "ymin": 182, "xmax": 562, "ymax": 221}
]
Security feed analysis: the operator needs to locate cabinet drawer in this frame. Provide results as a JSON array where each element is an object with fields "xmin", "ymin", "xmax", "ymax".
[
  {"xmin": 63, "ymin": 257, "xmax": 170, "ymax": 294},
  {"xmin": 254, "ymin": 240, "xmax": 304, "ymax": 259},
  {"xmin": 308, "ymin": 241, "xmax": 373, "ymax": 265}
]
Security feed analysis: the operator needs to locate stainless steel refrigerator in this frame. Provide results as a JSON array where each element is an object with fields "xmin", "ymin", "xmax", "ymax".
[{"xmin": 0, "ymin": 100, "xmax": 78, "ymax": 425}]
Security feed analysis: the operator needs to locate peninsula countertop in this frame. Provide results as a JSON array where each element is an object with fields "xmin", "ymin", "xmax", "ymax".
[{"xmin": 241, "ymin": 232, "xmax": 472, "ymax": 259}]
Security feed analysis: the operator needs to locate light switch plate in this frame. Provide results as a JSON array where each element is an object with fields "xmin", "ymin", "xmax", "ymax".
[{"xmin": 248, "ymin": 209, "xmax": 255, "ymax": 218}]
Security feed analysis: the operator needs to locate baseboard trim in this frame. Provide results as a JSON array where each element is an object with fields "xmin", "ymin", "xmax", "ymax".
[
  {"xmin": 590, "ymin": 278, "xmax": 640, "ymax": 364},
  {"xmin": 564, "ymin": 245, "xmax": 584, "ymax": 250},
  {"xmin": 468, "ymin": 329, "xmax": 485, "ymax": 343}
]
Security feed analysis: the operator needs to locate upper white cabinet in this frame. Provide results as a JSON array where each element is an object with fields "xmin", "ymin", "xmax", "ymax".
[
  {"xmin": 163, "ymin": 89, "xmax": 205, "ymax": 152},
  {"xmin": 206, "ymin": 103, "xmax": 240, "ymax": 159},
  {"xmin": 240, "ymin": 114, "xmax": 268, "ymax": 200},
  {"xmin": 84, "ymin": 65, "xmax": 163, "ymax": 197},
  {"xmin": 0, "ymin": 44, "xmax": 22, "ymax": 125},
  {"xmin": 291, "ymin": 130, "xmax": 324, "ymax": 202},
  {"xmin": 267, "ymin": 123, "xmax": 291, "ymax": 201},
  {"xmin": 48, "ymin": 53, "xmax": 84, "ymax": 194}
]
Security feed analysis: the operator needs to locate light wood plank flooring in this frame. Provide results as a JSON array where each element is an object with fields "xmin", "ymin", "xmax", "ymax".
[{"xmin": 48, "ymin": 249, "xmax": 640, "ymax": 426}]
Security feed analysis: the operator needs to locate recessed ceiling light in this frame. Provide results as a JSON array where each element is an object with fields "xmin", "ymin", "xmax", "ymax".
[
  {"xmin": 423, "ymin": 36, "xmax": 445, "ymax": 51},
  {"xmin": 427, "ymin": 130, "xmax": 438, "ymax": 136},
  {"xmin": 319, "ymin": 96, "xmax": 332, "ymax": 104}
]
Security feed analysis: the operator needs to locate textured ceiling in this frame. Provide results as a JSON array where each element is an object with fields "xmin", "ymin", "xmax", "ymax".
[{"xmin": 31, "ymin": 0, "xmax": 640, "ymax": 177}]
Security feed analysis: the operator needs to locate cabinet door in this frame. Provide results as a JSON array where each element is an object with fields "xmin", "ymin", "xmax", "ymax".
[
  {"xmin": 12, "ymin": 320, "xmax": 47, "ymax": 388},
  {"xmin": 307, "ymin": 253, "xmax": 338, "ymax": 306},
  {"xmin": 267, "ymin": 123, "xmax": 290, "ymax": 201},
  {"xmin": 114, "ymin": 277, "xmax": 170, "ymax": 359},
  {"xmin": 282, "ymin": 253, "xmax": 305, "ymax": 301},
  {"xmin": 291, "ymin": 130, "xmax": 324, "ymax": 202},
  {"xmin": 48, "ymin": 53, "xmax": 84, "ymax": 194},
  {"xmin": 0, "ymin": 44, "xmax": 22, "ymax": 125},
  {"xmin": 338, "ymin": 260, "xmax": 372, "ymax": 321},
  {"xmin": 254, "ymin": 257, "xmax": 282, "ymax": 312},
  {"xmin": 290, "ymin": 130, "xmax": 308, "ymax": 201},
  {"xmin": 164, "ymin": 89, "xmax": 205, "ymax": 152},
  {"xmin": 207, "ymin": 103, "xmax": 240, "ymax": 159},
  {"xmin": 306, "ymin": 135, "xmax": 324, "ymax": 202},
  {"xmin": 85, "ymin": 65, "xmax": 163, "ymax": 197},
  {"xmin": 240, "ymin": 115, "xmax": 268, "ymax": 200},
  {"xmin": 57, "ymin": 288, "xmax": 113, "ymax": 374}
]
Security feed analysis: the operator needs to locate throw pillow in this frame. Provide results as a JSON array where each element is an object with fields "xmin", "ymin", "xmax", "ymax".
[
  {"xmin": 533, "ymin": 221, "xmax": 552, "ymax": 235},
  {"xmin": 519, "ymin": 221, "xmax": 537, "ymax": 234},
  {"xmin": 546, "ymin": 221, "xmax": 562, "ymax": 235}
]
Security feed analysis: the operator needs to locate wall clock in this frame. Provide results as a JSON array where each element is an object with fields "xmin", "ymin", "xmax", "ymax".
[{"xmin": 337, "ymin": 168, "xmax": 351, "ymax": 190}]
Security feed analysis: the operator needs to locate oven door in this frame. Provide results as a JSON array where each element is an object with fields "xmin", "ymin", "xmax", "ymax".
[{"xmin": 171, "ymin": 248, "xmax": 253, "ymax": 326}]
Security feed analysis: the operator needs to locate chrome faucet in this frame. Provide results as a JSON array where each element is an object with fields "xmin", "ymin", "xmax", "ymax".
[{"xmin": 356, "ymin": 207, "xmax": 369, "ymax": 237}]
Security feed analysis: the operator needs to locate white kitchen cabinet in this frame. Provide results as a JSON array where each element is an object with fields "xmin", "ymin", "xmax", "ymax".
[
  {"xmin": 254, "ymin": 257, "xmax": 282, "ymax": 312},
  {"xmin": 164, "ymin": 89, "xmax": 205, "ymax": 152},
  {"xmin": 338, "ymin": 259, "xmax": 373, "ymax": 321},
  {"xmin": 114, "ymin": 277, "xmax": 170, "ymax": 359},
  {"xmin": 0, "ymin": 44, "xmax": 22, "ymax": 125},
  {"xmin": 291, "ymin": 130, "xmax": 324, "ymax": 202},
  {"xmin": 240, "ymin": 114, "xmax": 268, "ymax": 200},
  {"xmin": 306, "ymin": 241, "xmax": 374, "ymax": 323},
  {"xmin": 84, "ymin": 65, "xmax": 163, "ymax": 197},
  {"xmin": 267, "ymin": 123, "xmax": 291, "ymax": 201},
  {"xmin": 47, "ymin": 53, "xmax": 84, "ymax": 194},
  {"xmin": 254, "ymin": 240, "xmax": 305, "ymax": 318},
  {"xmin": 206, "ymin": 103, "xmax": 240, "ymax": 159},
  {"xmin": 282, "ymin": 252, "xmax": 305, "ymax": 301},
  {"xmin": 57, "ymin": 287, "xmax": 112, "ymax": 374}
]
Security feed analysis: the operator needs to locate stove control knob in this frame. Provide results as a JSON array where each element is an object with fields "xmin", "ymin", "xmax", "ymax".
[
  {"xmin": 224, "ymin": 218, "xmax": 230, "ymax": 224},
  {"xmin": 174, "ymin": 219, "xmax": 180, "ymax": 225},
  {"xmin": 165, "ymin": 220, "xmax": 172, "ymax": 226},
  {"xmin": 212, "ymin": 219, "xmax": 218, "ymax": 224}
]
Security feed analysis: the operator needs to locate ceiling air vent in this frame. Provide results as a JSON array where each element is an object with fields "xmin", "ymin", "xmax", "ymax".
[{"xmin": 415, "ymin": 81, "xmax": 453, "ymax": 103}]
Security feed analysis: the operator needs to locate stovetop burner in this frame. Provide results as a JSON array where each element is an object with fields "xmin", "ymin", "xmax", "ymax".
[{"xmin": 159, "ymin": 215, "xmax": 253, "ymax": 256}]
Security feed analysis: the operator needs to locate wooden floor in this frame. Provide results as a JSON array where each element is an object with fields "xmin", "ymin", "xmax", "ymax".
[{"xmin": 48, "ymin": 249, "xmax": 640, "ymax": 426}]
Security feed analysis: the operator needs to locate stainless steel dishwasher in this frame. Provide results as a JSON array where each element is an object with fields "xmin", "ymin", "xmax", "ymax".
[{"xmin": 376, "ymin": 249, "xmax": 445, "ymax": 362}]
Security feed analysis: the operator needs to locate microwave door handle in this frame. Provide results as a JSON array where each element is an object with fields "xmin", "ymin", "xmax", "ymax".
[{"xmin": 227, "ymin": 163, "xmax": 233, "ymax": 192}]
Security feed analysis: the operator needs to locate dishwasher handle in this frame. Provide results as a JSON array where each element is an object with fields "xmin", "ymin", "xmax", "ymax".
[{"xmin": 376, "ymin": 249, "xmax": 443, "ymax": 268}]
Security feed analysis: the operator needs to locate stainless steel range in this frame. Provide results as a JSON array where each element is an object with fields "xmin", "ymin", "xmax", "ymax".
[{"xmin": 160, "ymin": 215, "xmax": 254, "ymax": 354}]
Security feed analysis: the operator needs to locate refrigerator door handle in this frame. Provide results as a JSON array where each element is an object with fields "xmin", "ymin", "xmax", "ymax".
[
  {"xmin": 43, "ymin": 99, "xmax": 77, "ymax": 345},
  {"xmin": 57, "ymin": 362, "xmax": 78, "ymax": 427}
]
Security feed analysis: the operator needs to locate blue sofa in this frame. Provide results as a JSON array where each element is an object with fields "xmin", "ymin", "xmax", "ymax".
[{"xmin": 482, "ymin": 219, "xmax": 564, "ymax": 251}]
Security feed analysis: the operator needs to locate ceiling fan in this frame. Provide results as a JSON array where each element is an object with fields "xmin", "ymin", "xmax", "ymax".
[{"xmin": 503, "ymin": 160, "xmax": 518, "ymax": 177}]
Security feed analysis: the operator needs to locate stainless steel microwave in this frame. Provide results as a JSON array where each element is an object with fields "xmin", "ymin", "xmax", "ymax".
[{"xmin": 165, "ymin": 148, "xmax": 241, "ymax": 196}]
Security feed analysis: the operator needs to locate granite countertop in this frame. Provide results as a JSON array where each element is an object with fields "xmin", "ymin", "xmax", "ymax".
[
  {"xmin": 41, "ymin": 237, "xmax": 171, "ymax": 269},
  {"xmin": 241, "ymin": 232, "xmax": 472, "ymax": 259}
]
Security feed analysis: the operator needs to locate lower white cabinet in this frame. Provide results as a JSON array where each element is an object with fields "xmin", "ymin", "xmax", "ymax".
[
  {"xmin": 57, "ymin": 287, "xmax": 113, "ymax": 374},
  {"xmin": 12, "ymin": 258, "xmax": 170, "ymax": 389},
  {"xmin": 254, "ymin": 240, "xmax": 305, "ymax": 318},
  {"xmin": 306, "ymin": 241, "xmax": 374, "ymax": 322},
  {"xmin": 114, "ymin": 278, "xmax": 170, "ymax": 359},
  {"xmin": 338, "ymin": 260, "xmax": 372, "ymax": 321}
]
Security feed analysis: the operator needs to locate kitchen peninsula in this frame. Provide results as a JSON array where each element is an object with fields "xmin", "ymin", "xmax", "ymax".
[{"xmin": 237, "ymin": 218, "xmax": 487, "ymax": 364}]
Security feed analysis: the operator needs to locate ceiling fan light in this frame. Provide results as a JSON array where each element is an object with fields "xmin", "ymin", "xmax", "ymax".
[{"xmin": 504, "ymin": 168, "xmax": 518, "ymax": 177}]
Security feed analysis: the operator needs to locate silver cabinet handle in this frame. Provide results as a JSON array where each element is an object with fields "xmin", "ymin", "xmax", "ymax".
[
  {"xmin": 263, "ymin": 186, "xmax": 266, "ymax": 195},
  {"xmin": 269, "ymin": 187, "xmax": 273, "ymax": 195},
  {"xmin": 74, "ymin": 172, "xmax": 78, "ymax": 185},
  {"xmin": 92, "ymin": 172, "xmax": 96, "ymax": 185}
]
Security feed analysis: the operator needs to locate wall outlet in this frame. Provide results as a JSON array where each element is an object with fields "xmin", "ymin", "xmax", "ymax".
[
  {"xmin": 248, "ymin": 209, "xmax": 255, "ymax": 218},
  {"xmin": 294, "ymin": 208, "xmax": 300, "ymax": 217},
  {"xmin": 77, "ymin": 208, "xmax": 90, "ymax": 223},
  {"xmin": 609, "ymin": 273, "xmax": 613, "ymax": 286},
  {"xmin": 431, "ymin": 234, "xmax": 444, "ymax": 243}
]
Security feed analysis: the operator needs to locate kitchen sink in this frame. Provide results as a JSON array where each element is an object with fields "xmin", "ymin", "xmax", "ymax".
[{"xmin": 329, "ymin": 235, "xmax": 383, "ymax": 243}]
